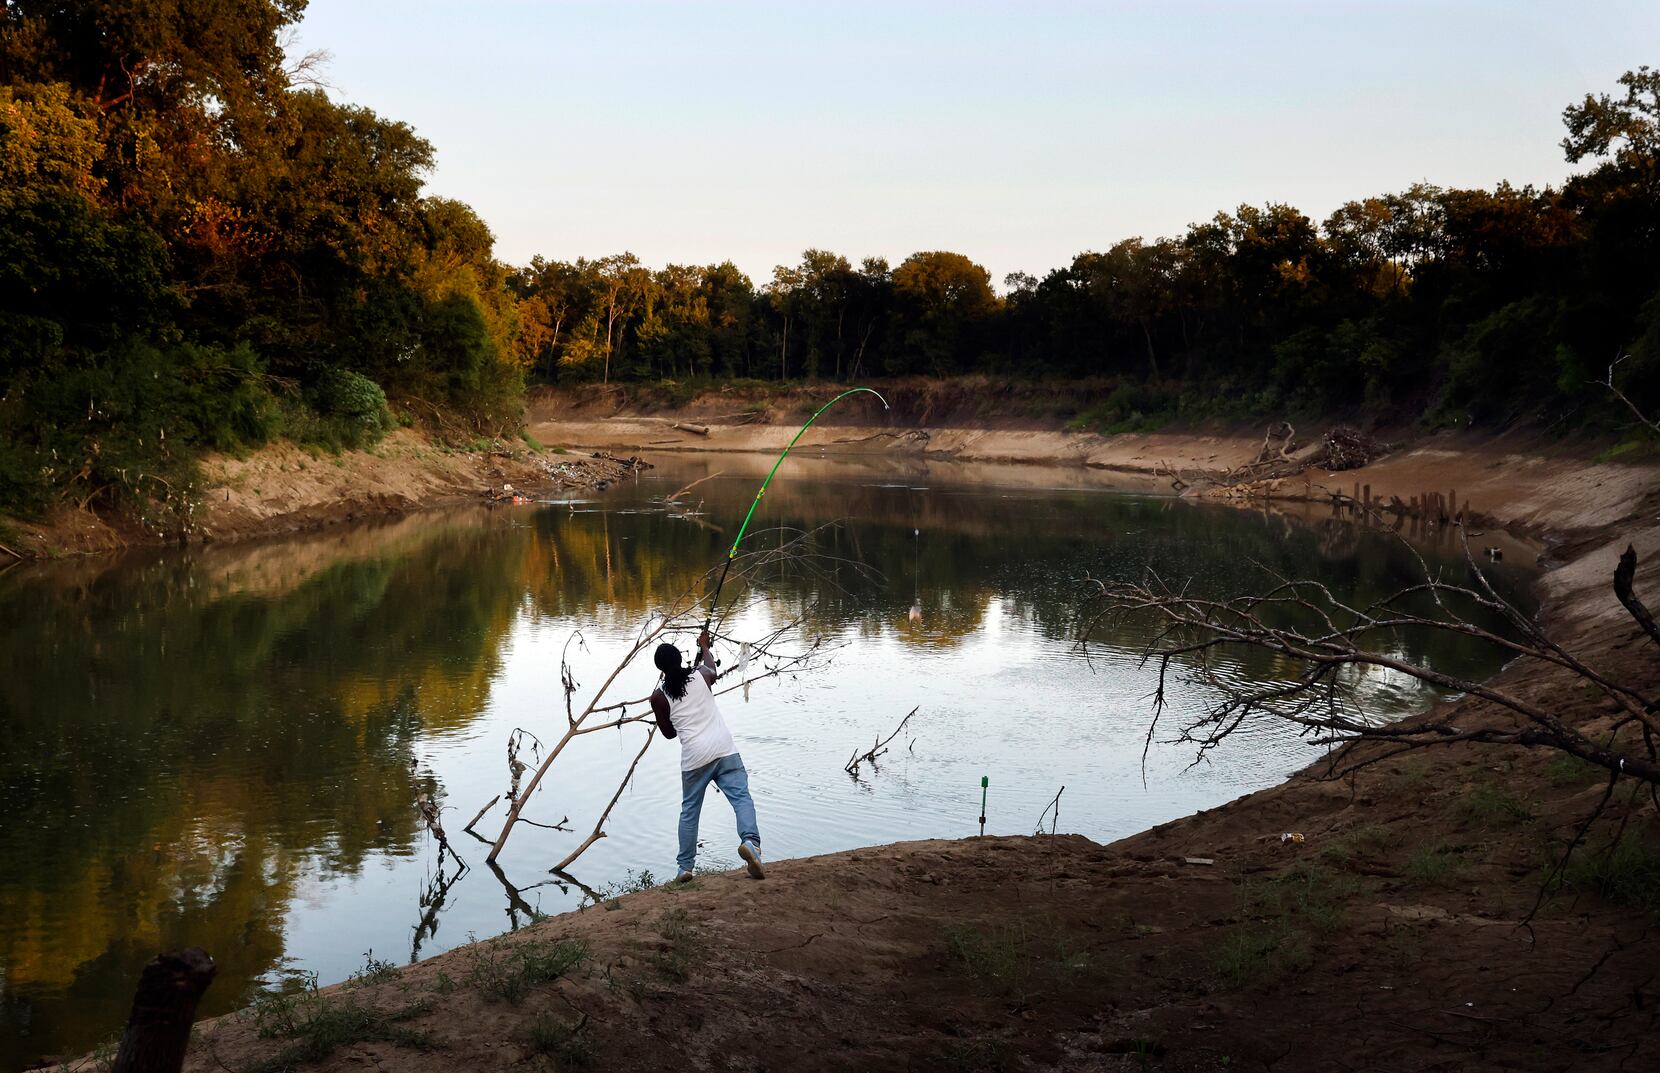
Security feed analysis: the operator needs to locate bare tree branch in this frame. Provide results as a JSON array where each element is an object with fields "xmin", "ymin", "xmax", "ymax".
[{"xmin": 1078, "ymin": 537, "xmax": 1660, "ymax": 786}]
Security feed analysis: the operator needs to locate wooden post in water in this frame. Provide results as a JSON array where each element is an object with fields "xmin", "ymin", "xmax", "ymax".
[{"xmin": 112, "ymin": 949, "xmax": 216, "ymax": 1073}]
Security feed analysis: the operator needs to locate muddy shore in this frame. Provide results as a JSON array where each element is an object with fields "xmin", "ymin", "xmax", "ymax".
[{"xmin": 31, "ymin": 392, "xmax": 1660, "ymax": 1072}]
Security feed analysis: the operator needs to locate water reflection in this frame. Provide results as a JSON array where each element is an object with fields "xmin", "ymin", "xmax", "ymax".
[{"xmin": 0, "ymin": 457, "xmax": 1534, "ymax": 1069}]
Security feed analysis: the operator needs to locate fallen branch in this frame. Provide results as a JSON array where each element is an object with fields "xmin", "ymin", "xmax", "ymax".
[
  {"xmin": 464, "ymin": 795, "xmax": 501, "ymax": 837},
  {"xmin": 551, "ymin": 727, "xmax": 657, "ymax": 872},
  {"xmin": 1614, "ymin": 543, "xmax": 1660, "ymax": 653},
  {"xmin": 1035, "ymin": 786, "xmax": 1065, "ymax": 836},
  {"xmin": 845, "ymin": 706, "xmax": 919, "ymax": 776},
  {"xmin": 665, "ymin": 470, "xmax": 724, "ymax": 503}
]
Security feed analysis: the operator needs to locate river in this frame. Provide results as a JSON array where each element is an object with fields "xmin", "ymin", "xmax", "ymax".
[{"xmin": 0, "ymin": 454, "xmax": 1534, "ymax": 1069}]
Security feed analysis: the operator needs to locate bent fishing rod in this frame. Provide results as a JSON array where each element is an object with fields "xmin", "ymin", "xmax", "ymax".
[{"xmin": 701, "ymin": 386, "xmax": 890, "ymax": 638}]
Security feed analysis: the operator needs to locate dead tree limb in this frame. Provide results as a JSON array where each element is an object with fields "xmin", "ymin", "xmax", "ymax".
[
  {"xmin": 1597, "ymin": 355, "xmax": 1660, "ymax": 437},
  {"xmin": 464, "ymin": 795, "xmax": 501, "ymax": 837},
  {"xmin": 1614, "ymin": 543, "xmax": 1660, "ymax": 653},
  {"xmin": 1077, "ymin": 530, "xmax": 1660, "ymax": 786},
  {"xmin": 1035, "ymin": 786, "xmax": 1065, "ymax": 836},
  {"xmin": 552, "ymin": 727, "xmax": 656, "ymax": 872},
  {"xmin": 112, "ymin": 948, "xmax": 216, "ymax": 1073},
  {"xmin": 665, "ymin": 470, "xmax": 724, "ymax": 502},
  {"xmin": 845, "ymin": 706, "xmax": 919, "ymax": 776}
]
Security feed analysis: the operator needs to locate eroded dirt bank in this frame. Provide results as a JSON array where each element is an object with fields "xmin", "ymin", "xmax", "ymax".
[
  {"xmin": 0, "ymin": 430, "xmax": 639, "ymax": 562},
  {"xmin": 41, "ymin": 407, "xmax": 1656, "ymax": 1071},
  {"xmin": 528, "ymin": 384, "xmax": 1660, "ymax": 543}
]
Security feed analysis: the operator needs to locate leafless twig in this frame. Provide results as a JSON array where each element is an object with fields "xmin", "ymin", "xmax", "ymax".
[{"xmin": 845, "ymin": 706, "xmax": 920, "ymax": 777}]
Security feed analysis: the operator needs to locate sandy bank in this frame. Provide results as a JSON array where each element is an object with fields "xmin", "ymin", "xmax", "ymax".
[{"xmin": 0, "ymin": 430, "xmax": 632, "ymax": 562}]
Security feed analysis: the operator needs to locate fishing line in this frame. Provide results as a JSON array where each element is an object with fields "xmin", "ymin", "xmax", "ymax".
[{"xmin": 702, "ymin": 386, "xmax": 890, "ymax": 636}]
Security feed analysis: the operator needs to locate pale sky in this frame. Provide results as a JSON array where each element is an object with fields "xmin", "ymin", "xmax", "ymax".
[{"xmin": 293, "ymin": 1, "xmax": 1660, "ymax": 286}]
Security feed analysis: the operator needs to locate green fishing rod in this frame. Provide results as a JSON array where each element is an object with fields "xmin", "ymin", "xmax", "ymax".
[{"xmin": 702, "ymin": 386, "xmax": 890, "ymax": 636}]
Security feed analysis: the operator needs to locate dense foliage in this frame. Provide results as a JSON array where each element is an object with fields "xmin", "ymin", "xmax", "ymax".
[
  {"xmin": 515, "ymin": 69, "xmax": 1660, "ymax": 436},
  {"xmin": 0, "ymin": 1, "xmax": 527, "ymax": 518}
]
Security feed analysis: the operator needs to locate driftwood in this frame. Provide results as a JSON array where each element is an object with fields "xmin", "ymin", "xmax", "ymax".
[
  {"xmin": 665, "ymin": 471, "xmax": 724, "ymax": 503},
  {"xmin": 845, "ymin": 706, "xmax": 919, "ymax": 776},
  {"xmin": 1615, "ymin": 543, "xmax": 1660, "ymax": 651},
  {"xmin": 672, "ymin": 422, "xmax": 711, "ymax": 436},
  {"xmin": 111, "ymin": 949, "xmax": 216, "ymax": 1073}
]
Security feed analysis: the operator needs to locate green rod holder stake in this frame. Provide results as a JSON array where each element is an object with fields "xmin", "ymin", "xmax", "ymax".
[{"xmin": 979, "ymin": 775, "xmax": 988, "ymax": 837}]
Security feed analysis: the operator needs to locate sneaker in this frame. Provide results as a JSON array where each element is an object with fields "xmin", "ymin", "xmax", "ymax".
[
  {"xmin": 738, "ymin": 841, "xmax": 765, "ymax": 880},
  {"xmin": 675, "ymin": 870, "xmax": 694, "ymax": 884}
]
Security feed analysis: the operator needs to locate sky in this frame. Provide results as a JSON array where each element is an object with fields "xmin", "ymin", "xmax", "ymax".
[{"xmin": 292, "ymin": 1, "xmax": 1660, "ymax": 286}]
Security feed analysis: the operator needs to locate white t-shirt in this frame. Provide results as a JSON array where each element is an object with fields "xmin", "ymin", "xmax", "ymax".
[{"xmin": 664, "ymin": 670, "xmax": 737, "ymax": 771}]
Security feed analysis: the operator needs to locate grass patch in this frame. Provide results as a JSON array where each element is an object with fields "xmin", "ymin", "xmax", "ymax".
[
  {"xmin": 1405, "ymin": 842, "xmax": 1465, "ymax": 886},
  {"xmin": 932, "ymin": 1037, "xmax": 1021, "ymax": 1072},
  {"xmin": 465, "ymin": 937, "xmax": 589, "ymax": 1004},
  {"xmin": 1459, "ymin": 781, "xmax": 1535, "ymax": 826},
  {"xmin": 941, "ymin": 917, "xmax": 1094, "ymax": 1003},
  {"xmin": 650, "ymin": 908, "xmax": 705, "ymax": 981},
  {"xmin": 522, "ymin": 1012, "xmax": 592, "ymax": 1065},
  {"xmin": 346, "ymin": 949, "xmax": 399, "ymax": 988},
  {"xmin": 1320, "ymin": 821, "xmax": 1400, "ymax": 866},
  {"xmin": 944, "ymin": 923, "xmax": 1024, "ymax": 990},
  {"xmin": 1549, "ymin": 833, "xmax": 1660, "ymax": 915},
  {"xmin": 247, "ymin": 987, "xmax": 433, "ymax": 1072},
  {"xmin": 1214, "ymin": 863, "xmax": 1354, "ymax": 988},
  {"xmin": 520, "ymin": 429, "xmax": 547, "ymax": 451},
  {"xmin": 1547, "ymin": 754, "xmax": 1605, "ymax": 787}
]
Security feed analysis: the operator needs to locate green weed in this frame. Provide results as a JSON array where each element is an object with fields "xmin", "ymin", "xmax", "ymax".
[
  {"xmin": 1547, "ymin": 754, "xmax": 1605, "ymax": 787},
  {"xmin": 522, "ymin": 1012, "xmax": 592, "ymax": 1065},
  {"xmin": 520, "ymin": 430, "xmax": 547, "ymax": 451},
  {"xmin": 1320, "ymin": 821, "xmax": 1399, "ymax": 865},
  {"xmin": 247, "ymin": 990, "xmax": 433, "ymax": 1073},
  {"xmin": 1460, "ymin": 781, "xmax": 1535, "ymax": 826},
  {"xmin": 935, "ymin": 1036, "xmax": 1020, "ymax": 1071},
  {"xmin": 1549, "ymin": 833, "xmax": 1660, "ymax": 915},
  {"xmin": 651, "ymin": 908, "xmax": 705, "ymax": 981},
  {"xmin": 347, "ymin": 949, "xmax": 399, "ymax": 987},
  {"xmin": 1214, "ymin": 863, "xmax": 1351, "ymax": 987},
  {"xmin": 465, "ymin": 937, "xmax": 590, "ymax": 1004},
  {"xmin": 1406, "ymin": 842, "xmax": 1464, "ymax": 886},
  {"xmin": 944, "ymin": 923, "xmax": 1023, "ymax": 989}
]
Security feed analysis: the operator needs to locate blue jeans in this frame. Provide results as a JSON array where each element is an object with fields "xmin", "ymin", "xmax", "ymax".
[{"xmin": 678, "ymin": 752, "xmax": 759, "ymax": 874}]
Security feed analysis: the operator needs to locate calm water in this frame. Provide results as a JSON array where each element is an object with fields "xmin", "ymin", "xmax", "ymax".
[{"xmin": 0, "ymin": 455, "xmax": 1534, "ymax": 1068}]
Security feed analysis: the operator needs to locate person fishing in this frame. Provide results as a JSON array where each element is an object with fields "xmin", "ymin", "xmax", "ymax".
[{"xmin": 651, "ymin": 630, "xmax": 765, "ymax": 882}]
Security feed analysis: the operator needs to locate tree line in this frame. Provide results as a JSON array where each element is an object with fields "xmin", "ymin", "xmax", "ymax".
[
  {"xmin": 513, "ymin": 70, "xmax": 1660, "ymax": 433},
  {"xmin": 2, "ymin": 0, "xmax": 1656, "ymax": 520}
]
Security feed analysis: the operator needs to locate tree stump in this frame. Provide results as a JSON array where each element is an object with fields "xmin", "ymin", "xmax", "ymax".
[{"xmin": 112, "ymin": 948, "xmax": 216, "ymax": 1073}]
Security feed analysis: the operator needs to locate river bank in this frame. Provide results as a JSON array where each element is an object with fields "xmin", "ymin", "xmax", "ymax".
[
  {"xmin": 0, "ymin": 430, "xmax": 638, "ymax": 562},
  {"xmin": 527, "ymin": 382, "xmax": 1657, "ymax": 545},
  {"xmin": 31, "ymin": 398, "xmax": 1658, "ymax": 1071}
]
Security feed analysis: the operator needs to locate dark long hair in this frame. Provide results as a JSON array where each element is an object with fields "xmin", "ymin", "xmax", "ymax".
[{"xmin": 655, "ymin": 642, "xmax": 691, "ymax": 700}]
